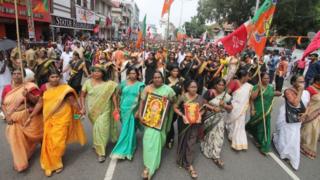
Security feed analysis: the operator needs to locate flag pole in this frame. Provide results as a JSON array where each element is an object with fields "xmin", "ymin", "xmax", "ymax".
[
  {"xmin": 167, "ymin": 7, "xmax": 170, "ymax": 46},
  {"xmin": 14, "ymin": 0, "xmax": 27, "ymax": 112},
  {"xmin": 14, "ymin": 0, "xmax": 24, "ymax": 81}
]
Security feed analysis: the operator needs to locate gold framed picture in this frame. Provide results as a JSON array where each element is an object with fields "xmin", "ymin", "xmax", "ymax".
[
  {"xmin": 141, "ymin": 93, "xmax": 169, "ymax": 130},
  {"xmin": 184, "ymin": 102, "xmax": 201, "ymax": 124}
]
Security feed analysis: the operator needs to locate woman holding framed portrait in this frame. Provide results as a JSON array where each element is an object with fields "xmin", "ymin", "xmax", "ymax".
[{"xmin": 138, "ymin": 71, "xmax": 176, "ymax": 180}]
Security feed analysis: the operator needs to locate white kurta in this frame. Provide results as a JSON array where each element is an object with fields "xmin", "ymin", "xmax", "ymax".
[
  {"xmin": 273, "ymin": 90, "xmax": 310, "ymax": 170},
  {"xmin": 0, "ymin": 63, "xmax": 11, "ymax": 103}
]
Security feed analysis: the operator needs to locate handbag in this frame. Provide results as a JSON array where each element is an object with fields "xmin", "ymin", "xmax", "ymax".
[{"xmin": 285, "ymin": 97, "xmax": 306, "ymax": 123}]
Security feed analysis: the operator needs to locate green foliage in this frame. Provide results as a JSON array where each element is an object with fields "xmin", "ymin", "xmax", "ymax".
[
  {"xmin": 184, "ymin": 16, "xmax": 206, "ymax": 38},
  {"xmin": 196, "ymin": 0, "xmax": 320, "ymax": 36}
]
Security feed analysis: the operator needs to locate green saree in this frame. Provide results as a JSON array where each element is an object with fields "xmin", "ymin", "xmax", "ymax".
[
  {"xmin": 110, "ymin": 80, "xmax": 145, "ymax": 160},
  {"xmin": 82, "ymin": 79, "xmax": 119, "ymax": 156},
  {"xmin": 246, "ymin": 84, "xmax": 274, "ymax": 153},
  {"xmin": 142, "ymin": 84, "xmax": 175, "ymax": 178}
]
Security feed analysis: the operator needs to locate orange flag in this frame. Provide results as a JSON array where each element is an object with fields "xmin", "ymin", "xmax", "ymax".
[
  {"xmin": 136, "ymin": 31, "xmax": 143, "ymax": 49},
  {"xmin": 248, "ymin": 0, "xmax": 277, "ymax": 57},
  {"xmin": 161, "ymin": 0, "xmax": 174, "ymax": 17}
]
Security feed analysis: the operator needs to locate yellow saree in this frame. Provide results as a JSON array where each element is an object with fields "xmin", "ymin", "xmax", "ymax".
[
  {"xmin": 3, "ymin": 82, "xmax": 43, "ymax": 172},
  {"xmin": 40, "ymin": 84, "xmax": 86, "ymax": 174}
]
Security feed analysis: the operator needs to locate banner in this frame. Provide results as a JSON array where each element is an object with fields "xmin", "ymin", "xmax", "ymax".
[
  {"xmin": 76, "ymin": 6, "xmax": 95, "ymax": 24},
  {"xmin": 0, "ymin": 0, "xmax": 51, "ymax": 22}
]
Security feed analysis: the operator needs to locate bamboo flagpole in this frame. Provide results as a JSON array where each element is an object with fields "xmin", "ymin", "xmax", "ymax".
[
  {"xmin": 14, "ymin": 0, "xmax": 28, "ymax": 126},
  {"xmin": 256, "ymin": 62, "xmax": 268, "ymax": 141}
]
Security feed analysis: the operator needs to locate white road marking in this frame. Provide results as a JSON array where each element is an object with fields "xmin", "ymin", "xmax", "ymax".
[
  {"xmin": 267, "ymin": 152, "xmax": 300, "ymax": 180},
  {"xmin": 104, "ymin": 159, "xmax": 118, "ymax": 180}
]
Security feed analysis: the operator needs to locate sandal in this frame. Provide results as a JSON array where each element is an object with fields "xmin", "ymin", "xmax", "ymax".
[
  {"xmin": 98, "ymin": 156, "xmax": 106, "ymax": 163},
  {"xmin": 45, "ymin": 170, "xmax": 52, "ymax": 177},
  {"xmin": 167, "ymin": 139, "xmax": 174, "ymax": 149},
  {"xmin": 187, "ymin": 165, "xmax": 198, "ymax": 179},
  {"xmin": 141, "ymin": 169, "xmax": 149, "ymax": 180},
  {"xmin": 213, "ymin": 159, "xmax": 224, "ymax": 169},
  {"xmin": 55, "ymin": 168, "xmax": 63, "ymax": 174}
]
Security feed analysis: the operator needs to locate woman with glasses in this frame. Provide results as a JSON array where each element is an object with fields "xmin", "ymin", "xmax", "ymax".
[{"xmin": 273, "ymin": 75, "xmax": 309, "ymax": 170}]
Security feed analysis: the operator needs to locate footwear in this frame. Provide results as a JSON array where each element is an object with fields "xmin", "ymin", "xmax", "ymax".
[
  {"xmin": 213, "ymin": 159, "xmax": 224, "ymax": 169},
  {"xmin": 98, "ymin": 156, "xmax": 106, "ymax": 163},
  {"xmin": 167, "ymin": 139, "xmax": 174, "ymax": 149},
  {"xmin": 141, "ymin": 169, "xmax": 149, "ymax": 180},
  {"xmin": 45, "ymin": 170, "xmax": 52, "ymax": 177},
  {"xmin": 55, "ymin": 168, "xmax": 63, "ymax": 174},
  {"xmin": 187, "ymin": 165, "xmax": 198, "ymax": 179}
]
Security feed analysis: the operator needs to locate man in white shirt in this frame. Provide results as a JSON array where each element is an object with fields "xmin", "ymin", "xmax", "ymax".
[
  {"xmin": 61, "ymin": 46, "xmax": 73, "ymax": 82},
  {"xmin": 177, "ymin": 48, "xmax": 186, "ymax": 65}
]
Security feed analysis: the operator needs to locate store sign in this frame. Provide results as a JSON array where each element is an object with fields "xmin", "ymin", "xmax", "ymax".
[
  {"xmin": 76, "ymin": 6, "xmax": 95, "ymax": 25},
  {"xmin": 52, "ymin": 16, "xmax": 94, "ymax": 30},
  {"xmin": 0, "ymin": 0, "xmax": 51, "ymax": 23}
]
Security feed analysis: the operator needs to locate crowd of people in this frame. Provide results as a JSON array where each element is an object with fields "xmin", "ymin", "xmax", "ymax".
[{"xmin": 0, "ymin": 37, "xmax": 319, "ymax": 179}]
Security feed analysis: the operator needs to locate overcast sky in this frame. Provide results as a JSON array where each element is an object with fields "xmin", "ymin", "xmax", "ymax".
[{"xmin": 135, "ymin": 0, "xmax": 199, "ymax": 28}]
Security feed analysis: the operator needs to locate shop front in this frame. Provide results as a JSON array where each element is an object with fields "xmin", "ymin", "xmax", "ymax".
[
  {"xmin": 50, "ymin": 15, "xmax": 95, "ymax": 41},
  {"xmin": 0, "ymin": 0, "xmax": 51, "ymax": 41}
]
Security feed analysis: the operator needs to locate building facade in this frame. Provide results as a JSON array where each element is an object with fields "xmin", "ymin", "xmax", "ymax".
[{"xmin": 0, "ymin": 0, "xmax": 51, "ymax": 41}]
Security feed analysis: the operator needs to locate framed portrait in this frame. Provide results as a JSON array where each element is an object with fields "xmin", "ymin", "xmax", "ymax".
[
  {"xmin": 141, "ymin": 93, "xmax": 169, "ymax": 130},
  {"xmin": 184, "ymin": 102, "xmax": 201, "ymax": 124}
]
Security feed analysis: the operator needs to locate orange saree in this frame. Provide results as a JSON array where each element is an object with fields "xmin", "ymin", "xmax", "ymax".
[
  {"xmin": 3, "ymin": 82, "xmax": 43, "ymax": 172},
  {"xmin": 40, "ymin": 84, "xmax": 86, "ymax": 175}
]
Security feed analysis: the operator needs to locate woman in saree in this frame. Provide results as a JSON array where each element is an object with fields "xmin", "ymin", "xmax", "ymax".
[
  {"xmin": 65, "ymin": 52, "xmax": 90, "ymax": 93},
  {"xmin": 29, "ymin": 68, "xmax": 87, "ymax": 176},
  {"xmin": 246, "ymin": 72, "xmax": 281, "ymax": 154},
  {"xmin": 138, "ymin": 71, "xmax": 176, "ymax": 179},
  {"xmin": 301, "ymin": 74, "xmax": 320, "ymax": 159},
  {"xmin": 174, "ymin": 80, "xmax": 204, "ymax": 179},
  {"xmin": 110, "ymin": 67, "xmax": 145, "ymax": 160},
  {"xmin": 201, "ymin": 78, "xmax": 233, "ymax": 169},
  {"xmin": 226, "ymin": 69, "xmax": 253, "ymax": 151},
  {"xmin": 273, "ymin": 75, "xmax": 309, "ymax": 170},
  {"xmin": 2, "ymin": 68, "xmax": 43, "ymax": 172},
  {"xmin": 80, "ymin": 64, "xmax": 119, "ymax": 163},
  {"xmin": 165, "ymin": 65, "xmax": 184, "ymax": 149}
]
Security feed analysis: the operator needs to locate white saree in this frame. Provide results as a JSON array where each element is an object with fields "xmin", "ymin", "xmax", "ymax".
[{"xmin": 226, "ymin": 82, "xmax": 253, "ymax": 150}]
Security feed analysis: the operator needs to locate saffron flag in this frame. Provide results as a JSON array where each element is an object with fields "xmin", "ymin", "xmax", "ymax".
[
  {"xmin": 33, "ymin": 0, "xmax": 49, "ymax": 13},
  {"xmin": 93, "ymin": 17, "xmax": 102, "ymax": 33},
  {"xmin": 220, "ymin": 23, "xmax": 248, "ymax": 56},
  {"xmin": 161, "ymin": 0, "xmax": 174, "ymax": 17},
  {"xmin": 248, "ymin": 0, "xmax": 277, "ymax": 57},
  {"xmin": 301, "ymin": 31, "xmax": 320, "ymax": 61},
  {"xmin": 136, "ymin": 15, "xmax": 147, "ymax": 48},
  {"xmin": 177, "ymin": 26, "xmax": 187, "ymax": 41}
]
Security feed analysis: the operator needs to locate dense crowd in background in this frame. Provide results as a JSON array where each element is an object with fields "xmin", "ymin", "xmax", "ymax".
[{"xmin": 1, "ymin": 35, "xmax": 320, "ymax": 179}]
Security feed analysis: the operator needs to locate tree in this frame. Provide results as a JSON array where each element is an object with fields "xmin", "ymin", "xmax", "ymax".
[
  {"xmin": 197, "ymin": 0, "xmax": 255, "ymax": 27},
  {"xmin": 272, "ymin": 0, "xmax": 320, "ymax": 36},
  {"xmin": 184, "ymin": 16, "xmax": 206, "ymax": 38},
  {"xmin": 196, "ymin": 0, "xmax": 320, "ymax": 36}
]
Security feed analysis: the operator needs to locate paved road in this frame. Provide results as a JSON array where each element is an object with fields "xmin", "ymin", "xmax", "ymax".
[{"xmin": 1, "ymin": 91, "xmax": 319, "ymax": 180}]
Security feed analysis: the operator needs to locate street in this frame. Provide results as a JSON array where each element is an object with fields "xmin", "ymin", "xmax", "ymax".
[{"xmin": 1, "ymin": 89, "xmax": 319, "ymax": 180}]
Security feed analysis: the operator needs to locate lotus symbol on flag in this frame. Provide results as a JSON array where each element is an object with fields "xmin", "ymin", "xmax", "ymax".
[{"xmin": 232, "ymin": 36, "xmax": 244, "ymax": 49}]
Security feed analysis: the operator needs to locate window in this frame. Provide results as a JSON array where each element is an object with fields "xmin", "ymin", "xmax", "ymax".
[
  {"xmin": 76, "ymin": 0, "xmax": 81, "ymax": 6},
  {"xmin": 83, "ymin": 0, "xmax": 87, "ymax": 8},
  {"xmin": 91, "ymin": 0, "xmax": 95, "ymax": 10}
]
